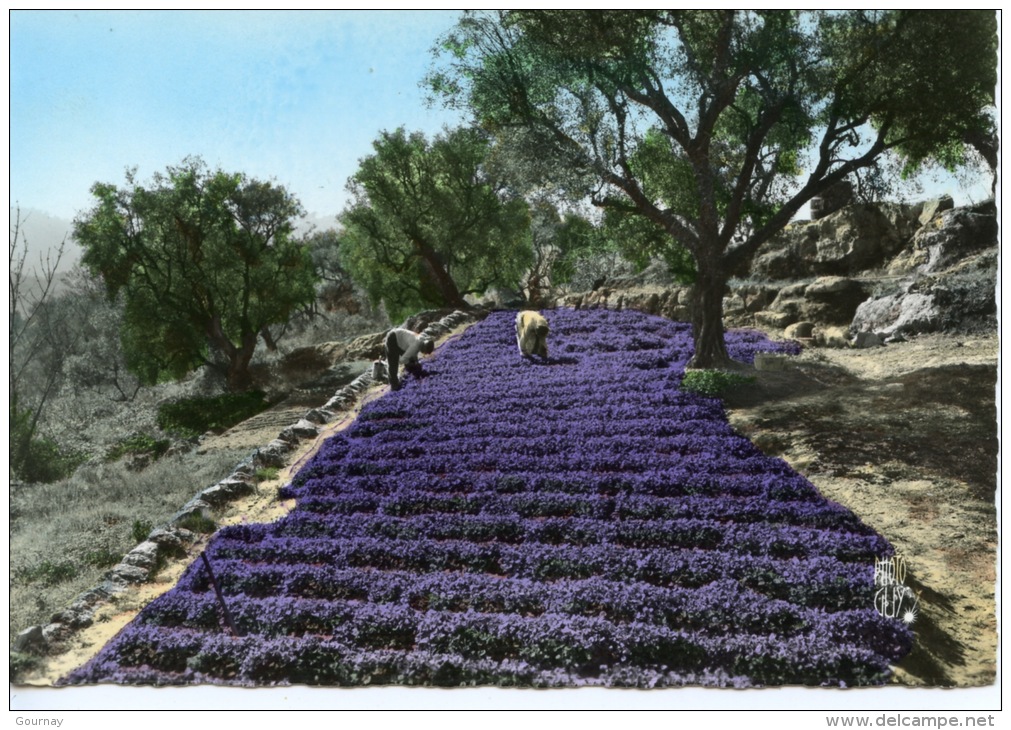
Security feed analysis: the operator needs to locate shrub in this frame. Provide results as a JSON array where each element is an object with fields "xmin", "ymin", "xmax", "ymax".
[
  {"xmin": 157, "ymin": 391, "xmax": 272, "ymax": 438},
  {"xmin": 106, "ymin": 434, "xmax": 171, "ymax": 464},
  {"xmin": 680, "ymin": 369, "xmax": 756, "ymax": 397},
  {"xmin": 10, "ymin": 404, "xmax": 88, "ymax": 483},
  {"xmin": 83, "ymin": 549, "xmax": 123, "ymax": 569},
  {"xmin": 16, "ymin": 560, "xmax": 78, "ymax": 586},
  {"xmin": 176, "ymin": 513, "xmax": 217, "ymax": 535},
  {"xmin": 10, "ymin": 651, "xmax": 41, "ymax": 682},
  {"xmin": 131, "ymin": 519, "xmax": 154, "ymax": 544},
  {"xmin": 255, "ymin": 467, "xmax": 280, "ymax": 483}
]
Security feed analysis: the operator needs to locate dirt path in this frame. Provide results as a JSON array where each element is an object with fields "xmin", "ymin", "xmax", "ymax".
[{"xmin": 725, "ymin": 333, "xmax": 998, "ymax": 687}]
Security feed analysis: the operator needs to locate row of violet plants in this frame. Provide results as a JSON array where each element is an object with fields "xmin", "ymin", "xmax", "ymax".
[{"xmin": 61, "ymin": 309, "xmax": 912, "ymax": 688}]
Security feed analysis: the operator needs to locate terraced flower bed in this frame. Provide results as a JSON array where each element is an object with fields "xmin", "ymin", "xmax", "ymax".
[{"xmin": 61, "ymin": 309, "xmax": 911, "ymax": 687}]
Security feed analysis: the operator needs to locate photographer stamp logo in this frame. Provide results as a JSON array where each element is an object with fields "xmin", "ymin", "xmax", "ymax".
[{"xmin": 874, "ymin": 553, "xmax": 920, "ymax": 624}]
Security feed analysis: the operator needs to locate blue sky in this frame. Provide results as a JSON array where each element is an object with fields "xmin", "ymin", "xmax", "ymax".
[
  {"xmin": 10, "ymin": 10, "xmax": 467, "ymax": 259},
  {"xmin": 9, "ymin": 9, "xmax": 996, "ymax": 266}
]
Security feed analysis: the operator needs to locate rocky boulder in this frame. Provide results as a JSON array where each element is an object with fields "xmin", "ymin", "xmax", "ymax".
[
  {"xmin": 910, "ymin": 201, "xmax": 997, "ymax": 274},
  {"xmin": 766, "ymin": 277, "xmax": 868, "ymax": 326},
  {"xmin": 750, "ymin": 203, "xmax": 919, "ymax": 279},
  {"xmin": 851, "ymin": 250, "xmax": 997, "ymax": 339},
  {"xmin": 851, "ymin": 199, "xmax": 997, "ymax": 338},
  {"xmin": 918, "ymin": 194, "xmax": 955, "ymax": 226}
]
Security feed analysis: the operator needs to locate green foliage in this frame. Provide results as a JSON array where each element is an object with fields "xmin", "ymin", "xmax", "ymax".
[
  {"xmin": 106, "ymin": 434, "xmax": 171, "ymax": 464},
  {"xmin": 83, "ymin": 548, "xmax": 123, "ymax": 569},
  {"xmin": 681, "ymin": 369, "xmax": 756, "ymax": 397},
  {"xmin": 255, "ymin": 467, "xmax": 280, "ymax": 483},
  {"xmin": 176, "ymin": 513, "xmax": 217, "ymax": 535},
  {"xmin": 819, "ymin": 11, "xmax": 997, "ymax": 177},
  {"xmin": 131, "ymin": 519, "xmax": 154, "ymax": 544},
  {"xmin": 429, "ymin": 10, "xmax": 997, "ymax": 368},
  {"xmin": 15, "ymin": 560, "xmax": 78, "ymax": 587},
  {"xmin": 73, "ymin": 157, "xmax": 319, "ymax": 391},
  {"xmin": 156, "ymin": 391, "xmax": 272, "ymax": 438},
  {"xmin": 10, "ymin": 402, "xmax": 88, "ymax": 484},
  {"xmin": 339, "ymin": 127, "xmax": 533, "ymax": 321},
  {"xmin": 600, "ymin": 208, "xmax": 696, "ymax": 285},
  {"xmin": 10, "ymin": 651, "xmax": 42, "ymax": 681}
]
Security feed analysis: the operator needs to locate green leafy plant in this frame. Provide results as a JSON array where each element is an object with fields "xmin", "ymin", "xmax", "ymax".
[
  {"xmin": 106, "ymin": 434, "xmax": 171, "ymax": 464},
  {"xmin": 84, "ymin": 548, "xmax": 123, "ymax": 569},
  {"xmin": 157, "ymin": 391, "xmax": 272, "ymax": 438},
  {"xmin": 15, "ymin": 560, "xmax": 78, "ymax": 586},
  {"xmin": 255, "ymin": 467, "xmax": 280, "ymax": 483},
  {"xmin": 10, "ymin": 403, "xmax": 88, "ymax": 483},
  {"xmin": 681, "ymin": 369, "xmax": 756, "ymax": 397},
  {"xmin": 10, "ymin": 651, "xmax": 42, "ymax": 681},
  {"xmin": 131, "ymin": 519, "xmax": 154, "ymax": 544},
  {"xmin": 176, "ymin": 513, "xmax": 217, "ymax": 535}
]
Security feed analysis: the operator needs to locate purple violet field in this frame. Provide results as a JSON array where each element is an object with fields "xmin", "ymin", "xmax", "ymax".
[{"xmin": 61, "ymin": 309, "xmax": 912, "ymax": 688}]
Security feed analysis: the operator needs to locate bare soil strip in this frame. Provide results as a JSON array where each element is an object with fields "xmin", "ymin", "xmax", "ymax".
[{"xmin": 725, "ymin": 333, "xmax": 998, "ymax": 687}]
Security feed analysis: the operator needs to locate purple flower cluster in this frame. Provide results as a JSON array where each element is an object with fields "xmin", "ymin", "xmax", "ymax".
[{"xmin": 61, "ymin": 309, "xmax": 909, "ymax": 688}]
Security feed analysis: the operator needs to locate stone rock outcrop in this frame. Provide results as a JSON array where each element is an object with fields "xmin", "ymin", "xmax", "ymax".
[
  {"xmin": 918, "ymin": 194, "xmax": 955, "ymax": 226},
  {"xmin": 784, "ymin": 321, "xmax": 815, "ymax": 340},
  {"xmin": 910, "ymin": 202, "xmax": 998, "ymax": 275},
  {"xmin": 346, "ymin": 331, "xmax": 389, "ymax": 361},
  {"xmin": 750, "ymin": 203, "xmax": 920, "ymax": 280},
  {"xmin": 765, "ymin": 277, "xmax": 868, "ymax": 327},
  {"xmin": 850, "ymin": 250, "xmax": 997, "ymax": 339},
  {"xmin": 850, "ymin": 199, "xmax": 997, "ymax": 340}
]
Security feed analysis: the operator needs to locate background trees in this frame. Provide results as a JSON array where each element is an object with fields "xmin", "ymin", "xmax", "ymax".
[
  {"xmin": 9, "ymin": 208, "xmax": 84, "ymax": 482},
  {"xmin": 428, "ymin": 10, "xmax": 997, "ymax": 367},
  {"xmin": 339, "ymin": 126, "xmax": 532, "ymax": 322},
  {"xmin": 74, "ymin": 158, "xmax": 318, "ymax": 391}
]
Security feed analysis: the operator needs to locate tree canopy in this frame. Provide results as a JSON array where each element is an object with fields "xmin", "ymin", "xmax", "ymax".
[
  {"xmin": 74, "ymin": 158, "xmax": 318, "ymax": 391},
  {"xmin": 428, "ymin": 10, "xmax": 997, "ymax": 367},
  {"xmin": 339, "ymin": 126, "xmax": 532, "ymax": 322}
]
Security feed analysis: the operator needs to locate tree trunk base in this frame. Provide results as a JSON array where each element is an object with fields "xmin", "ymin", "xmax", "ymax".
[{"xmin": 685, "ymin": 354, "xmax": 751, "ymax": 371}]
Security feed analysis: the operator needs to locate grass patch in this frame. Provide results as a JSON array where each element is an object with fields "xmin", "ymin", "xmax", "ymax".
[
  {"xmin": 681, "ymin": 369, "xmax": 757, "ymax": 397},
  {"xmin": 157, "ymin": 390, "xmax": 273, "ymax": 438}
]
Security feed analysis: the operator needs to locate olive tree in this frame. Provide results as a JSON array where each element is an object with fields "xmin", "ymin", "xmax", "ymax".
[
  {"xmin": 74, "ymin": 158, "xmax": 318, "ymax": 390},
  {"xmin": 428, "ymin": 10, "xmax": 997, "ymax": 367},
  {"xmin": 339, "ymin": 126, "xmax": 532, "ymax": 321}
]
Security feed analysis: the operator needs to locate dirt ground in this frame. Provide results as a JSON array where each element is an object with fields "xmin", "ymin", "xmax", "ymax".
[{"xmin": 725, "ymin": 332, "xmax": 999, "ymax": 687}]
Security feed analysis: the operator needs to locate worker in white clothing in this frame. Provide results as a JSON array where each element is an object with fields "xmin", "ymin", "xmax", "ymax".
[{"xmin": 383, "ymin": 328, "xmax": 435, "ymax": 390}]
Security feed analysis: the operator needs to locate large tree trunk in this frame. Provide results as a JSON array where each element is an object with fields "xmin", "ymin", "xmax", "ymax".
[
  {"xmin": 687, "ymin": 252, "xmax": 739, "ymax": 370},
  {"xmin": 225, "ymin": 331, "xmax": 258, "ymax": 392},
  {"xmin": 413, "ymin": 237, "xmax": 469, "ymax": 310},
  {"xmin": 206, "ymin": 316, "xmax": 258, "ymax": 391}
]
